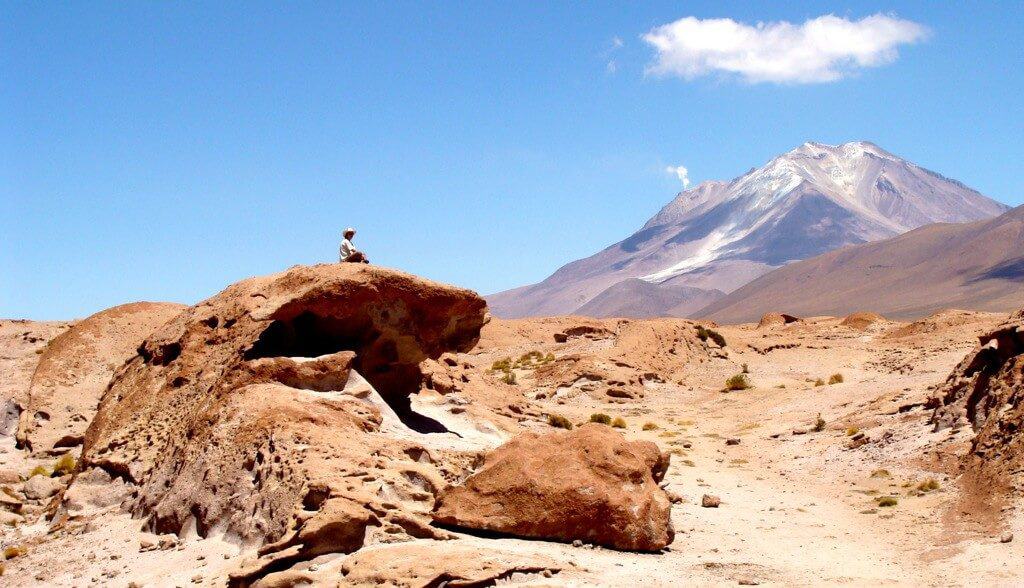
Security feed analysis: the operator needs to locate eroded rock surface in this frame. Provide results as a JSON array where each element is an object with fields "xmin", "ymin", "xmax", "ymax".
[
  {"xmin": 433, "ymin": 423, "xmax": 674, "ymax": 551},
  {"xmin": 16, "ymin": 302, "xmax": 185, "ymax": 454},
  {"xmin": 931, "ymin": 309, "xmax": 1024, "ymax": 489},
  {"xmin": 76, "ymin": 264, "xmax": 489, "ymax": 572}
]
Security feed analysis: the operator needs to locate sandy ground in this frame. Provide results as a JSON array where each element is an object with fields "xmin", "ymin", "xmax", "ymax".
[{"xmin": 2, "ymin": 312, "xmax": 1022, "ymax": 586}]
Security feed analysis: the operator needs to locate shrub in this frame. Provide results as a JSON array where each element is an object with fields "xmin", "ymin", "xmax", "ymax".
[
  {"xmin": 547, "ymin": 414, "xmax": 573, "ymax": 430},
  {"xmin": 695, "ymin": 325, "xmax": 727, "ymax": 347},
  {"xmin": 642, "ymin": 422, "xmax": 658, "ymax": 431},
  {"xmin": 829, "ymin": 373, "xmax": 844, "ymax": 385},
  {"xmin": 814, "ymin": 378, "xmax": 825, "ymax": 387},
  {"xmin": 2, "ymin": 545, "xmax": 25, "ymax": 559},
  {"xmin": 611, "ymin": 417, "xmax": 627, "ymax": 429},
  {"xmin": 589, "ymin": 413, "xmax": 612, "ymax": 425},
  {"xmin": 543, "ymin": 353, "xmax": 555, "ymax": 363},
  {"xmin": 917, "ymin": 478, "xmax": 940, "ymax": 492},
  {"xmin": 519, "ymin": 350, "xmax": 543, "ymax": 364},
  {"xmin": 724, "ymin": 374, "xmax": 751, "ymax": 391},
  {"xmin": 52, "ymin": 454, "xmax": 76, "ymax": 477},
  {"xmin": 813, "ymin": 413, "xmax": 826, "ymax": 432},
  {"xmin": 870, "ymin": 469, "xmax": 891, "ymax": 478},
  {"xmin": 846, "ymin": 427, "xmax": 860, "ymax": 436},
  {"xmin": 28, "ymin": 465, "xmax": 50, "ymax": 479},
  {"xmin": 500, "ymin": 370, "xmax": 517, "ymax": 385},
  {"xmin": 490, "ymin": 358, "xmax": 511, "ymax": 372},
  {"xmin": 876, "ymin": 496, "xmax": 898, "ymax": 507}
]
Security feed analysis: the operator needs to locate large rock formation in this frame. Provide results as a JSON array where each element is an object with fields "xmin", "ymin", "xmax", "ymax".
[
  {"xmin": 16, "ymin": 302, "xmax": 185, "ymax": 454},
  {"xmin": 432, "ymin": 423, "xmax": 674, "ymax": 551},
  {"xmin": 75, "ymin": 265, "xmax": 490, "ymax": 577},
  {"xmin": 930, "ymin": 309, "xmax": 1024, "ymax": 489}
]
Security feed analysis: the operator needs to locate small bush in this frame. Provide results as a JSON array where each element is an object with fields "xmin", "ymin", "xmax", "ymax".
[
  {"xmin": 724, "ymin": 374, "xmax": 751, "ymax": 391},
  {"xmin": 917, "ymin": 478, "xmax": 940, "ymax": 492},
  {"xmin": 813, "ymin": 413, "xmax": 826, "ymax": 432},
  {"xmin": 846, "ymin": 427, "xmax": 860, "ymax": 436},
  {"xmin": 28, "ymin": 465, "xmax": 50, "ymax": 479},
  {"xmin": 500, "ymin": 370, "xmax": 516, "ymax": 385},
  {"xmin": 2, "ymin": 545, "xmax": 25, "ymax": 559},
  {"xmin": 490, "ymin": 358, "xmax": 511, "ymax": 372},
  {"xmin": 642, "ymin": 422, "xmax": 658, "ymax": 431},
  {"xmin": 52, "ymin": 454, "xmax": 76, "ymax": 477},
  {"xmin": 543, "ymin": 352, "xmax": 555, "ymax": 363},
  {"xmin": 590, "ymin": 413, "xmax": 612, "ymax": 425},
  {"xmin": 876, "ymin": 496, "xmax": 898, "ymax": 507},
  {"xmin": 695, "ymin": 325, "xmax": 727, "ymax": 347},
  {"xmin": 870, "ymin": 469, "xmax": 892, "ymax": 478},
  {"xmin": 519, "ymin": 350, "xmax": 543, "ymax": 364},
  {"xmin": 611, "ymin": 417, "xmax": 627, "ymax": 429},
  {"xmin": 814, "ymin": 378, "xmax": 825, "ymax": 387},
  {"xmin": 829, "ymin": 373, "xmax": 844, "ymax": 385},
  {"xmin": 548, "ymin": 414, "xmax": 573, "ymax": 430}
]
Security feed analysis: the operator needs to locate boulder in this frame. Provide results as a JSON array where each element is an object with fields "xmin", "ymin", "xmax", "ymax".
[
  {"xmin": 16, "ymin": 302, "xmax": 185, "ymax": 454},
  {"xmin": 77, "ymin": 264, "xmax": 489, "ymax": 556},
  {"xmin": 432, "ymin": 423, "xmax": 674, "ymax": 551},
  {"xmin": 23, "ymin": 474, "xmax": 62, "ymax": 501},
  {"xmin": 757, "ymin": 313, "xmax": 801, "ymax": 329}
]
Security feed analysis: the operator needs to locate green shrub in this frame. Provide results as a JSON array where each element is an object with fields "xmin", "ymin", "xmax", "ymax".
[
  {"xmin": 724, "ymin": 374, "xmax": 751, "ymax": 391},
  {"xmin": 490, "ymin": 358, "xmax": 511, "ymax": 372},
  {"xmin": 611, "ymin": 417, "xmax": 627, "ymax": 429},
  {"xmin": 590, "ymin": 413, "xmax": 612, "ymax": 425},
  {"xmin": 876, "ymin": 496, "xmax": 898, "ymax": 507},
  {"xmin": 642, "ymin": 422, "xmax": 658, "ymax": 431},
  {"xmin": 694, "ymin": 325, "xmax": 727, "ymax": 347},
  {"xmin": 846, "ymin": 427, "xmax": 860, "ymax": 436},
  {"xmin": 813, "ymin": 413, "xmax": 826, "ymax": 432},
  {"xmin": 543, "ymin": 352, "xmax": 555, "ymax": 363},
  {"xmin": 548, "ymin": 414, "xmax": 573, "ymax": 430},
  {"xmin": 52, "ymin": 454, "xmax": 76, "ymax": 477},
  {"xmin": 28, "ymin": 465, "xmax": 50, "ymax": 479},
  {"xmin": 829, "ymin": 373, "xmax": 844, "ymax": 385},
  {"xmin": 500, "ymin": 370, "xmax": 516, "ymax": 385}
]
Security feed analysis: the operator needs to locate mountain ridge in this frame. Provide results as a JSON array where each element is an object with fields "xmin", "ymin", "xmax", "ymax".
[{"xmin": 488, "ymin": 141, "xmax": 1009, "ymax": 318}]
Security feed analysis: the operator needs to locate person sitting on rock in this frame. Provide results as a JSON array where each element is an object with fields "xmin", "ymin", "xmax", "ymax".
[{"xmin": 339, "ymin": 227, "xmax": 369, "ymax": 263}]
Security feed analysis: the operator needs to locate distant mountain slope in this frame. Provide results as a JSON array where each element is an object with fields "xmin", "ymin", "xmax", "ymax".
[
  {"xmin": 488, "ymin": 141, "xmax": 1008, "ymax": 318},
  {"xmin": 697, "ymin": 205, "xmax": 1024, "ymax": 323},
  {"xmin": 573, "ymin": 279, "xmax": 724, "ymax": 319}
]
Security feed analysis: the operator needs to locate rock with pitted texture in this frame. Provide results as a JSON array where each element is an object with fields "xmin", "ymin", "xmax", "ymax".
[
  {"xmin": 432, "ymin": 423, "xmax": 674, "ymax": 551},
  {"xmin": 930, "ymin": 309, "xmax": 1024, "ymax": 491},
  {"xmin": 15, "ymin": 302, "xmax": 185, "ymax": 454},
  {"xmin": 76, "ymin": 264, "xmax": 490, "ymax": 569}
]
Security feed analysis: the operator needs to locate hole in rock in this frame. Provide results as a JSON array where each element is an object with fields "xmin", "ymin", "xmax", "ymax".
[{"xmin": 244, "ymin": 310, "xmax": 451, "ymax": 435}]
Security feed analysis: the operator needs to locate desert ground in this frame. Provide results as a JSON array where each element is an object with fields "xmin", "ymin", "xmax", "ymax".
[{"xmin": 0, "ymin": 266, "xmax": 1021, "ymax": 587}]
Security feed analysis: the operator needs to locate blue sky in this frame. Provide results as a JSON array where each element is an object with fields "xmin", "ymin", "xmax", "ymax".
[{"xmin": 3, "ymin": 2, "xmax": 1022, "ymax": 319}]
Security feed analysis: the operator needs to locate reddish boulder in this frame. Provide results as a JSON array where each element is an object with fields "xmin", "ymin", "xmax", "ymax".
[{"xmin": 432, "ymin": 423, "xmax": 674, "ymax": 551}]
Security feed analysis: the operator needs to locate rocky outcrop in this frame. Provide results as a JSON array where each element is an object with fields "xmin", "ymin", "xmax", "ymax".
[
  {"xmin": 840, "ymin": 312, "xmax": 885, "ymax": 330},
  {"xmin": 930, "ymin": 309, "xmax": 1024, "ymax": 488},
  {"xmin": 757, "ymin": 313, "xmax": 801, "ymax": 329},
  {"xmin": 480, "ymin": 317, "xmax": 708, "ymax": 403},
  {"xmin": 16, "ymin": 302, "xmax": 185, "ymax": 454},
  {"xmin": 76, "ymin": 264, "xmax": 489, "ymax": 568},
  {"xmin": 432, "ymin": 423, "xmax": 674, "ymax": 551}
]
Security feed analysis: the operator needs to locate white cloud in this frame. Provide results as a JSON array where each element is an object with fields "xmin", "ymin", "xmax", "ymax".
[
  {"xmin": 642, "ymin": 13, "xmax": 927, "ymax": 84},
  {"xmin": 666, "ymin": 165, "xmax": 690, "ymax": 188},
  {"xmin": 606, "ymin": 60, "xmax": 618, "ymax": 74},
  {"xmin": 611, "ymin": 36, "xmax": 624, "ymax": 49}
]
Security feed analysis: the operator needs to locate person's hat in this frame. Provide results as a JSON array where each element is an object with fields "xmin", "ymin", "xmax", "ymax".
[{"xmin": 344, "ymin": 227, "xmax": 356, "ymax": 235}]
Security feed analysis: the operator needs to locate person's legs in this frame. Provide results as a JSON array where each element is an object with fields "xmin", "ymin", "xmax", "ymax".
[{"xmin": 345, "ymin": 252, "xmax": 367, "ymax": 263}]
